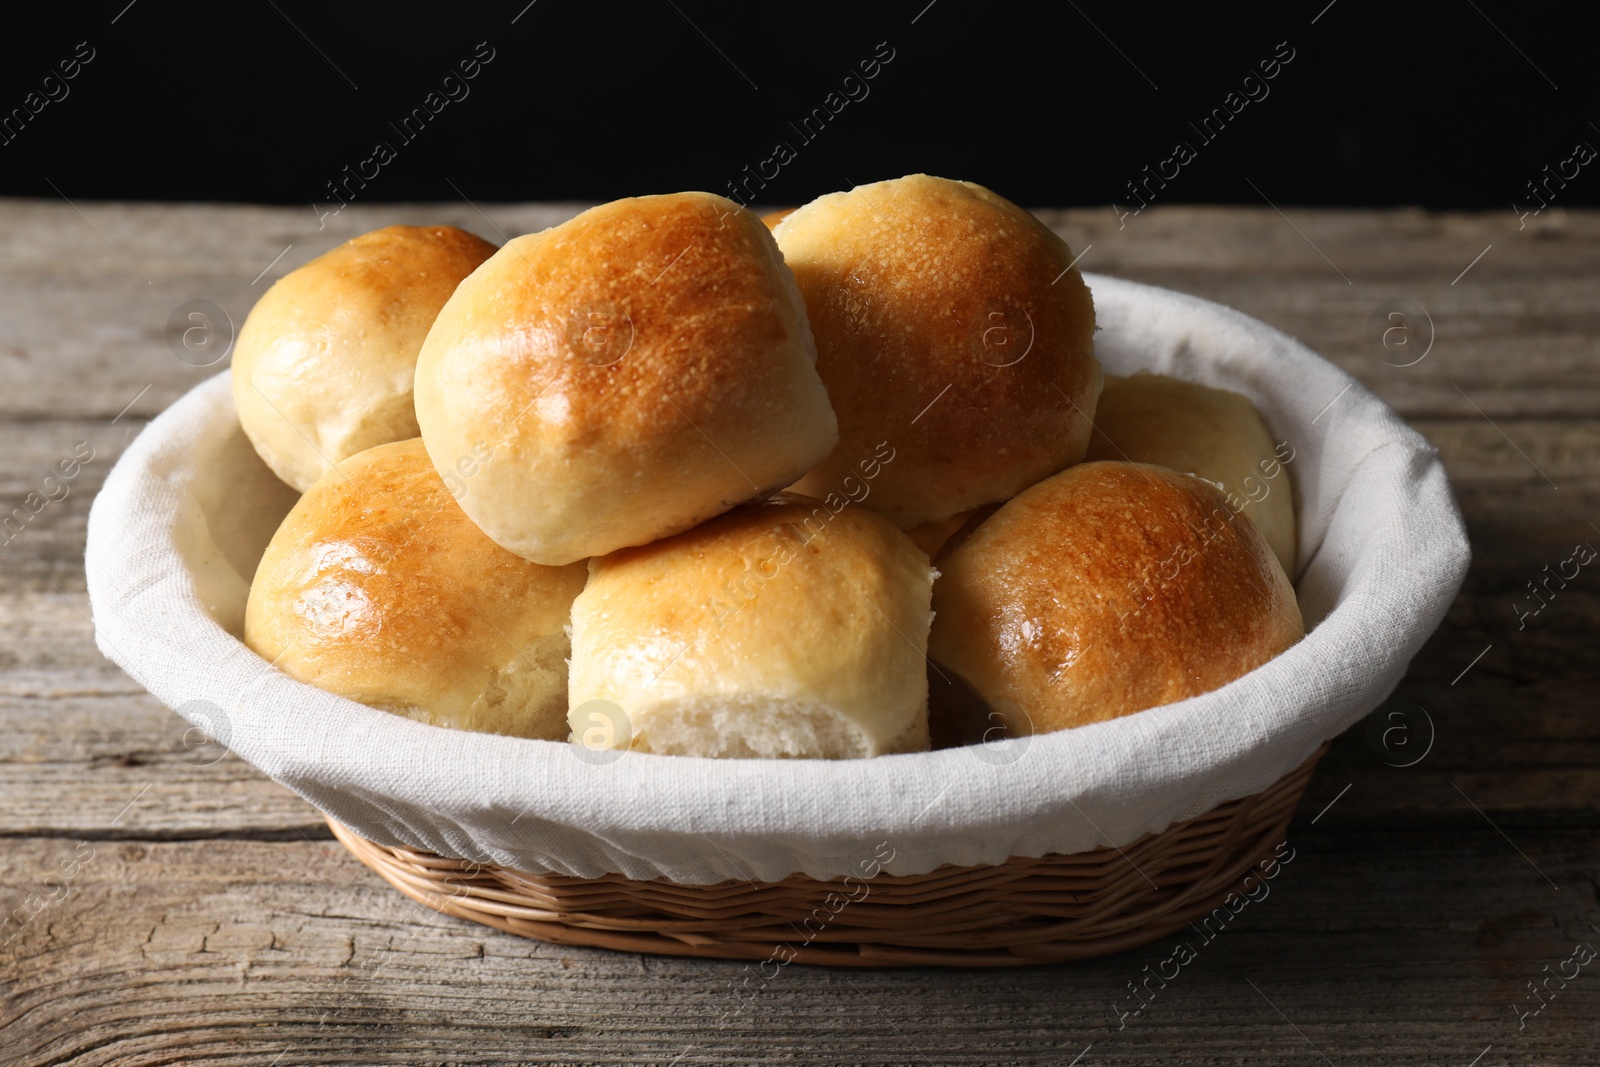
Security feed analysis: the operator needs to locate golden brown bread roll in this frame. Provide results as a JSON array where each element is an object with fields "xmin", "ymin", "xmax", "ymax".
[
  {"xmin": 928, "ymin": 461, "xmax": 1302, "ymax": 736},
  {"xmin": 415, "ymin": 192, "xmax": 838, "ymax": 566},
  {"xmin": 568, "ymin": 494, "xmax": 935, "ymax": 758},
  {"xmin": 775, "ymin": 174, "xmax": 1102, "ymax": 528},
  {"xmin": 1088, "ymin": 371, "xmax": 1297, "ymax": 575},
  {"xmin": 233, "ymin": 225, "xmax": 496, "ymax": 491},
  {"xmin": 244, "ymin": 438, "xmax": 587, "ymax": 739}
]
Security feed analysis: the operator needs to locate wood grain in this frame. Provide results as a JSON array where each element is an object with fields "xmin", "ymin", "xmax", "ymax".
[
  {"xmin": 1, "ymin": 201, "xmax": 1596, "ymax": 1065},
  {"xmin": 2, "ymin": 832, "xmax": 1596, "ymax": 1065}
]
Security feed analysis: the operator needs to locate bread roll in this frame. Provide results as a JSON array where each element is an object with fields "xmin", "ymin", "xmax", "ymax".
[
  {"xmin": 775, "ymin": 174, "xmax": 1102, "ymax": 528},
  {"xmin": 568, "ymin": 495, "xmax": 935, "ymax": 758},
  {"xmin": 1088, "ymin": 371, "xmax": 1297, "ymax": 575},
  {"xmin": 761, "ymin": 207, "xmax": 796, "ymax": 230},
  {"xmin": 415, "ymin": 192, "xmax": 838, "ymax": 566},
  {"xmin": 929, "ymin": 461, "xmax": 1302, "ymax": 736},
  {"xmin": 245, "ymin": 438, "xmax": 587, "ymax": 739},
  {"xmin": 233, "ymin": 225, "xmax": 496, "ymax": 491},
  {"xmin": 903, "ymin": 509, "xmax": 975, "ymax": 559}
]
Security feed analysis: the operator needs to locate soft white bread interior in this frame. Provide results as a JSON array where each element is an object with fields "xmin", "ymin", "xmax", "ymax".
[
  {"xmin": 232, "ymin": 225, "xmax": 497, "ymax": 491},
  {"xmin": 928, "ymin": 461, "xmax": 1303, "ymax": 737},
  {"xmin": 244, "ymin": 438, "xmax": 588, "ymax": 739},
  {"xmin": 568, "ymin": 494, "xmax": 936, "ymax": 758},
  {"xmin": 774, "ymin": 174, "xmax": 1102, "ymax": 528},
  {"xmin": 414, "ymin": 192, "xmax": 839, "ymax": 566},
  {"xmin": 1087, "ymin": 371, "xmax": 1298, "ymax": 575}
]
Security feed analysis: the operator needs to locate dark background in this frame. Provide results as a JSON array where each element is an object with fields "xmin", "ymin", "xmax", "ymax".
[{"xmin": 1, "ymin": 0, "xmax": 1594, "ymax": 211}]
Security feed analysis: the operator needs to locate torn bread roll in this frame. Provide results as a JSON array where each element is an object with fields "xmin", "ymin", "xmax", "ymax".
[
  {"xmin": 568, "ymin": 495, "xmax": 935, "ymax": 758},
  {"xmin": 244, "ymin": 438, "xmax": 588, "ymax": 740}
]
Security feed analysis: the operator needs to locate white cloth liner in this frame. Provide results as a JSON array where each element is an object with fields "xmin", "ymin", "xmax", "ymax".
[{"xmin": 84, "ymin": 273, "xmax": 1470, "ymax": 884}]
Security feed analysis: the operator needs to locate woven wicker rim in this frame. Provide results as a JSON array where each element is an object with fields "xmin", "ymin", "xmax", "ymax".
[{"xmin": 328, "ymin": 743, "xmax": 1326, "ymax": 967}]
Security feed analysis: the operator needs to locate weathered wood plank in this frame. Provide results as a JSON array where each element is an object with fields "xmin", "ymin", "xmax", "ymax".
[
  {"xmin": 2, "ymin": 830, "xmax": 1595, "ymax": 1065},
  {"xmin": 0, "ymin": 414, "xmax": 140, "ymax": 596},
  {"xmin": 0, "ymin": 694, "xmax": 323, "ymax": 838},
  {"xmin": 0, "ymin": 204, "xmax": 1595, "ymax": 423}
]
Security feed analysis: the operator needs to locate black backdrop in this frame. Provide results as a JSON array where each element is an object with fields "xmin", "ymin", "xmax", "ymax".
[{"xmin": 1, "ymin": 0, "xmax": 1595, "ymax": 212}]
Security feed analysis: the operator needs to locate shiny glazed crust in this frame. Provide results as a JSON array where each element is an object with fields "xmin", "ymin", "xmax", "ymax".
[
  {"xmin": 1088, "ymin": 372, "xmax": 1298, "ymax": 576},
  {"xmin": 244, "ymin": 438, "xmax": 588, "ymax": 739},
  {"xmin": 928, "ymin": 461, "xmax": 1303, "ymax": 735},
  {"xmin": 776, "ymin": 174, "xmax": 1102, "ymax": 528},
  {"xmin": 414, "ymin": 192, "xmax": 839, "ymax": 566}
]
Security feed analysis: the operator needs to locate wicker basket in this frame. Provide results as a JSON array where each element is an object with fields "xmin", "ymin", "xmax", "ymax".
[{"xmin": 327, "ymin": 743, "xmax": 1326, "ymax": 967}]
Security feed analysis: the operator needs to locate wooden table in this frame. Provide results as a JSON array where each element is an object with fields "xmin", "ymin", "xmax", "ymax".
[{"xmin": 2, "ymin": 200, "xmax": 1596, "ymax": 1065}]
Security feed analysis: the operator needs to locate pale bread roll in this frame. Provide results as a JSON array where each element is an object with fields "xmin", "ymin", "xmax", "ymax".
[
  {"xmin": 929, "ymin": 461, "xmax": 1302, "ymax": 737},
  {"xmin": 415, "ymin": 192, "xmax": 838, "ymax": 566},
  {"xmin": 245, "ymin": 438, "xmax": 587, "ymax": 739},
  {"xmin": 775, "ymin": 174, "xmax": 1102, "ymax": 528},
  {"xmin": 233, "ymin": 225, "xmax": 496, "ymax": 491},
  {"xmin": 568, "ymin": 495, "xmax": 935, "ymax": 759},
  {"xmin": 1088, "ymin": 371, "xmax": 1298, "ymax": 575}
]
